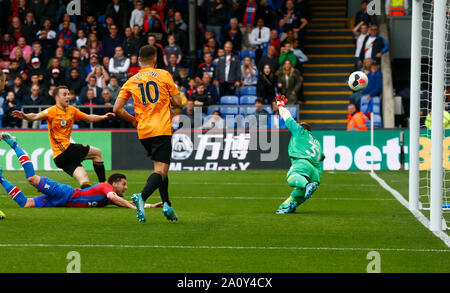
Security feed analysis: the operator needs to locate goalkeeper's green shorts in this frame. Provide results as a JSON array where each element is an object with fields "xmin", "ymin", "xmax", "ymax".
[{"xmin": 286, "ymin": 158, "xmax": 322, "ymax": 184}]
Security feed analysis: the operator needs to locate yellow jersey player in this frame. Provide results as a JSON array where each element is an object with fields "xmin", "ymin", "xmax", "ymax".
[
  {"xmin": 114, "ymin": 45, "xmax": 182, "ymax": 223},
  {"xmin": 12, "ymin": 85, "xmax": 114, "ymax": 188}
]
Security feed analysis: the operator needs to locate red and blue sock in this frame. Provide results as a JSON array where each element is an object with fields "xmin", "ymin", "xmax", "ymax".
[{"xmin": 0, "ymin": 176, "xmax": 27, "ymax": 207}]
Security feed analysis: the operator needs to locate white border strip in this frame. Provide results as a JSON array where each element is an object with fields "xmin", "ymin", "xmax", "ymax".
[
  {"xmin": 370, "ymin": 171, "xmax": 450, "ymax": 248},
  {"xmin": 0, "ymin": 243, "xmax": 448, "ymax": 253}
]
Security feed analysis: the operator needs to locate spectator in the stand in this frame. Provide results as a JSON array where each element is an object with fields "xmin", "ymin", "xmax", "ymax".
[
  {"xmin": 108, "ymin": 46, "xmax": 130, "ymax": 85},
  {"xmin": 216, "ymin": 41, "xmax": 241, "ymax": 96},
  {"xmin": 253, "ymin": 98, "xmax": 269, "ymax": 127},
  {"xmin": 196, "ymin": 52, "xmax": 216, "ymax": 83},
  {"xmin": 279, "ymin": 0, "xmax": 308, "ymax": 46},
  {"xmin": 281, "ymin": 29, "xmax": 296, "ymax": 47},
  {"xmin": 76, "ymin": 29, "xmax": 88, "ymax": 50},
  {"xmin": 205, "ymin": 0, "xmax": 226, "ymax": 44},
  {"xmin": 106, "ymin": 76, "xmax": 120, "ymax": 100},
  {"xmin": 250, "ymin": 18, "xmax": 271, "ymax": 65},
  {"xmin": 11, "ymin": 47, "xmax": 27, "ymax": 71},
  {"xmin": 270, "ymin": 100, "xmax": 287, "ymax": 129},
  {"xmin": 58, "ymin": 13, "xmax": 77, "ymax": 33},
  {"xmin": 257, "ymin": 64, "xmax": 277, "ymax": 104},
  {"xmin": 147, "ymin": 34, "xmax": 165, "ymax": 69},
  {"xmin": 36, "ymin": 19, "xmax": 56, "ymax": 40},
  {"xmin": 149, "ymin": 18, "xmax": 167, "ymax": 46},
  {"xmin": 175, "ymin": 68, "xmax": 189, "ymax": 91},
  {"xmin": 202, "ymin": 73, "xmax": 219, "ymax": 105},
  {"xmin": 256, "ymin": 0, "xmax": 277, "ymax": 30},
  {"xmin": 241, "ymin": 24, "xmax": 255, "ymax": 51},
  {"xmin": 152, "ymin": 0, "xmax": 167, "ymax": 25},
  {"xmin": 9, "ymin": 16, "xmax": 23, "ymax": 42},
  {"xmin": 203, "ymin": 110, "xmax": 225, "ymax": 130},
  {"xmin": 239, "ymin": 0, "xmax": 258, "ymax": 26},
  {"xmin": 102, "ymin": 25, "xmax": 124, "ymax": 58},
  {"xmin": 130, "ymin": 0, "xmax": 145, "ymax": 29},
  {"xmin": 164, "ymin": 53, "xmax": 183, "ymax": 80},
  {"xmin": 102, "ymin": 56, "xmax": 110, "ymax": 72},
  {"xmin": 123, "ymin": 27, "xmax": 140, "ymax": 57},
  {"xmin": 66, "ymin": 58, "xmax": 86, "ymax": 81},
  {"xmin": 167, "ymin": 20, "xmax": 187, "ymax": 55},
  {"xmin": 68, "ymin": 89, "xmax": 82, "ymax": 106},
  {"xmin": 386, "ymin": 0, "xmax": 409, "ymax": 16},
  {"xmin": 192, "ymin": 83, "xmax": 213, "ymax": 113},
  {"xmin": 241, "ymin": 56, "xmax": 258, "ymax": 86},
  {"xmin": 186, "ymin": 78, "xmax": 197, "ymax": 98},
  {"xmin": 85, "ymin": 54, "xmax": 99, "ymax": 75},
  {"xmin": 128, "ymin": 54, "xmax": 141, "ymax": 77},
  {"xmin": 349, "ymin": 59, "xmax": 382, "ymax": 109},
  {"xmin": 164, "ymin": 35, "xmax": 182, "ymax": 66},
  {"xmin": 223, "ymin": 18, "xmax": 242, "ymax": 54},
  {"xmin": 80, "ymin": 75, "xmax": 103, "ymax": 102},
  {"xmin": 355, "ymin": 1, "xmax": 377, "ymax": 26},
  {"xmin": 291, "ymin": 39, "xmax": 308, "ymax": 66},
  {"xmin": 87, "ymin": 33, "xmax": 103, "ymax": 58},
  {"xmin": 10, "ymin": 37, "xmax": 32, "ymax": 64},
  {"xmin": 2, "ymin": 91, "xmax": 22, "ymax": 128},
  {"xmin": 277, "ymin": 59, "xmax": 302, "ymax": 105},
  {"xmin": 174, "ymin": 11, "xmax": 187, "ymax": 32},
  {"xmin": 361, "ymin": 58, "xmax": 373, "ymax": 74},
  {"xmin": 8, "ymin": 60, "xmax": 21, "ymax": 80},
  {"xmin": 48, "ymin": 47, "xmax": 70, "ymax": 69},
  {"xmin": 269, "ymin": 29, "xmax": 281, "ymax": 55},
  {"xmin": 181, "ymin": 99, "xmax": 195, "ymax": 128},
  {"xmin": 347, "ymin": 103, "xmax": 368, "ymax": 131},
  {"xmin": 86, "ymin": 65, "xmax": 110, "ymax": 89},
  {"xmin": 58, "ymin": 21, "xmax": 74, "ymax": 49},
  {"xmin": 133, "ymin": 25, "xmax": 145, "ymax": 46},
  {"xmin": 1, "ymin": 33, "xmax": 15, "ymax": 61},
  {"xmin": 204, "ymin": 37, "xmax": 219, "ymax": 58},
  {"xmin": 22, "ymin": 12, "xmax": 39, "ymax": 45},
  {"xmin": 295, "ymin": 0, "xmax": 313, "ymax": 24},
  {"xmin": 358, "ymin": 25, "xmax": 388, "ymax": 66},
  {"xmin": 8, "ymin": 75, "xmax": 27, "ymax": 104},
  {"xmin": 21, "ymin": 84, "xmax": 43, "ymax": 129},
  {"xmin": 353, "ymin": 22, "xmax": 369, "ymax": 70},
  {"xmin": 279, "ymin": 42, "xmax": 297, "ymax": 69},
  {"xmin": 105, "ymin": 0, "xmax": 128, "ymax": 30},
  {"xmin": 66, "ymin": 68, "xmax": 84, "ymax": 95},
  {"xmin": 49, "ymin": 67, "xmax": 64, "ymax": 86}
]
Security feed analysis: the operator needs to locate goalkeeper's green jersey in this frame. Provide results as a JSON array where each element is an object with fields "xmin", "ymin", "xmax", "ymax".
[{"xmin": 285, "ymin": 117, "xmax": 325, "ymax": 168}]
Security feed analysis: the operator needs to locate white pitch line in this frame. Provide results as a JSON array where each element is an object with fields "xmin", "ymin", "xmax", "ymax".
[
  {"xmin": 0, "ymin": 243, "xmax": 448, "ymax": 253},
  {"xmin": 370, "ymin": 171, "xmax": 450, "ymax": 248}
]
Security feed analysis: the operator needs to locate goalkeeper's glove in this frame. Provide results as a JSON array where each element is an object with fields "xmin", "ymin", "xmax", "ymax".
[{"xmin": 276, "ymin": 94, "xmax": 288, "ymax": 108}]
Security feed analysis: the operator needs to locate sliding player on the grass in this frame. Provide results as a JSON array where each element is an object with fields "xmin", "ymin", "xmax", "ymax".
[
  {"xmin": 114, "ymin": 45, "xmax": 182, "ymax": 223},
  {"xmin": 12, "ymin": 85, "xmax": 114, "ymax": 189},
  {"xmin": 275, "ymin": 95, "xmax": 325, "ymax": 214},
  {"xmin": 0, "ymin": 132, "xmax": 162, "ymax": 209}
]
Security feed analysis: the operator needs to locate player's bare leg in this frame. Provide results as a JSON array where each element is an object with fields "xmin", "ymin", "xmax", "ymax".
[
  {"xmin": 72, "ymin": 166, "xmax": 92, "ymax": 188},
  {"xmin": 84, "ymin": 146, "xmax": 106, "ymax": 183}
]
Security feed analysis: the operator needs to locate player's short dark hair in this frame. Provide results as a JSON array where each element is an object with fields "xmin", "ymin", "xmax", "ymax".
[
  {"xmin": 108, "ymin": 173, "xmax": 127, "ymax": 184},
  {"xmin": 300, "ymin": 122, "xmax": 312, "ymax": 132},
  {"xmin": 53, "ymin": 85, "xmax": 68, "ymax": 97},
  {"xmin": 139, "ymin": 45, "xmax": 157, "ymax": 61}
]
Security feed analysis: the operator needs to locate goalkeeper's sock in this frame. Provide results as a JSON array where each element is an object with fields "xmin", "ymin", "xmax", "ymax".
[
  {"xmin": 0, "ymin": 176, "xmax": 27, "ymax": 207},
  {"xmin": 142, "ymin": 173, "xmax": 163, "ymax": 202},
  {"xmin": 11, "ymin": 143, "xmax": 35, "ymax": 179},
  {"xmin": 282, "ymin": 188, "xmax": 307, "ymax": 205},
  {"xmin": 158, "ymin": 176, "xmax": 172, "ymax": 206},
  {"xmin": 93, "ymin": 161, "xmax": 106, "ymax": 182},
  {"xmin": 287, "ymin": 173, "xmax": 308, "ymax": 189}
]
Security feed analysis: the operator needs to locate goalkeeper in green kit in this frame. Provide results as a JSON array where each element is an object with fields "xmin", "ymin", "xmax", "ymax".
[{"xmin": 275, "ymin": 95, "xmax": 325, "ymax": 214}]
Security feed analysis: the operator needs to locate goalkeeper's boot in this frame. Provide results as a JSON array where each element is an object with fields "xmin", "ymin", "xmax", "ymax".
[
  {"xmin": 131, "ymin": 193, "xmax": 146, "ymax": 223},
  {"xmin": 0, "ymin": 132, "xmax": 17, "ymax": 148},
  {"xmin": 276, "ymin": 200, "xmax": 299, "ymax": 214},
  {"xmin": 304, "ymin": 182, "xmax": 319, "ymax": 199},
  {"xmin": 162, "ymin": 202, "xmax": 178, "ymax": 221}
]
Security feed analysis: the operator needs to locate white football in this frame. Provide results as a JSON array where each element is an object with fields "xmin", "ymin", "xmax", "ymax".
[{"xmin": 348, "ymin": 71, "xmax": 368, "ymax": 92}]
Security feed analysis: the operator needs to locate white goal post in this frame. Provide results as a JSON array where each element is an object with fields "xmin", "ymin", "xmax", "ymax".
[{"xmin": 409, "ymin": 0, "xmax": 449, "ymax": 232}]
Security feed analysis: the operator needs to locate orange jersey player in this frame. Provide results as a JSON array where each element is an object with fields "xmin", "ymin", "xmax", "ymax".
[
  {"xmin": 12, "ymin": 85, "xmax": 115, "ymax": 188},
  {"xmin": 114, "ymin": 45, "xmax": 182, "ymax": 223}
]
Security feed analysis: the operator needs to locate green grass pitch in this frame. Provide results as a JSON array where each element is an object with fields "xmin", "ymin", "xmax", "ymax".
[{"xmin": 0, "ymin": 170, "xmax": 449, "ymax": 273}]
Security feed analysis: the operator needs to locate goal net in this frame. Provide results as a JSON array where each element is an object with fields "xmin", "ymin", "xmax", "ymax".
[{"xmin": 416, "ymin": 0, "xmax": 450, "ymax": 231}]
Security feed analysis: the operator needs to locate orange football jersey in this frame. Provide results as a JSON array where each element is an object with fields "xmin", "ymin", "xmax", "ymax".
[
  {"xmin": 117, "ymin": 67, "xmax": 179, "ymax": 139},
  {"xmin": 40, "ymin": 105, "xmax": 87, "ymax": 158}
]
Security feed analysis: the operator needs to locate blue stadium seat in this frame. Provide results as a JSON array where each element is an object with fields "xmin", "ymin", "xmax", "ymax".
[
  {"xmin": 263, "ymin": 106, "xmax": 273, "ymax": 114},
  {"xmin": 239, "ymin": 86, "xmax": 257, "ymax": 96},
  {"xmin": 373, "ymin": 114, "xmax": 382, "ymax": 128},
  {"xmin": 220, "ymin": 107, "xmax": 239, "ymax": 116},
  {"xmin": 240, "ymin": 95, "xmax": 258, "ymax": 105},
  {"xmin": 225, "ymin": 116, "xmax": 237, "ymax": 129},
  {"xmin": 241, "ymin": 49, "xmax": 256, "ymax": 60},
  {"xmin": 286, "ymin": 106, "xmax": 298, "ymax": 119},
  {"xmin": 239, "ymin": 107, "xmax": 256, "ymax": 116},
  {"xmin": 220, "ymin": 95, "xmax": 239, "ymax": 105},
  {"xmin": 40, "ymin": 123, "xmax": 48, "ymax": 129}
]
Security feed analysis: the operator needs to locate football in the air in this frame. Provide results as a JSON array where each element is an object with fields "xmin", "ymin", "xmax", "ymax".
[
  {"xmin": 348, "ymin": 71, "xmax": 368, "ymax": 92},
  {"xmin": 0, "ymin": 210, "xmax": 5, "ymax": 220}
]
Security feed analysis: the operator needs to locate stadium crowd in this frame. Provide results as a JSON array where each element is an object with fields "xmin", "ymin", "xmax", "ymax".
[{"xmin": 0, "ymin": 0, "xmax": 315, "ymax": 129}]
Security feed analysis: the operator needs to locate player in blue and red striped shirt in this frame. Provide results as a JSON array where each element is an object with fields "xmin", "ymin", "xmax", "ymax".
[{"xmin": 0, "ymin": 132, "xmax": 162, "ymax": 210}]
